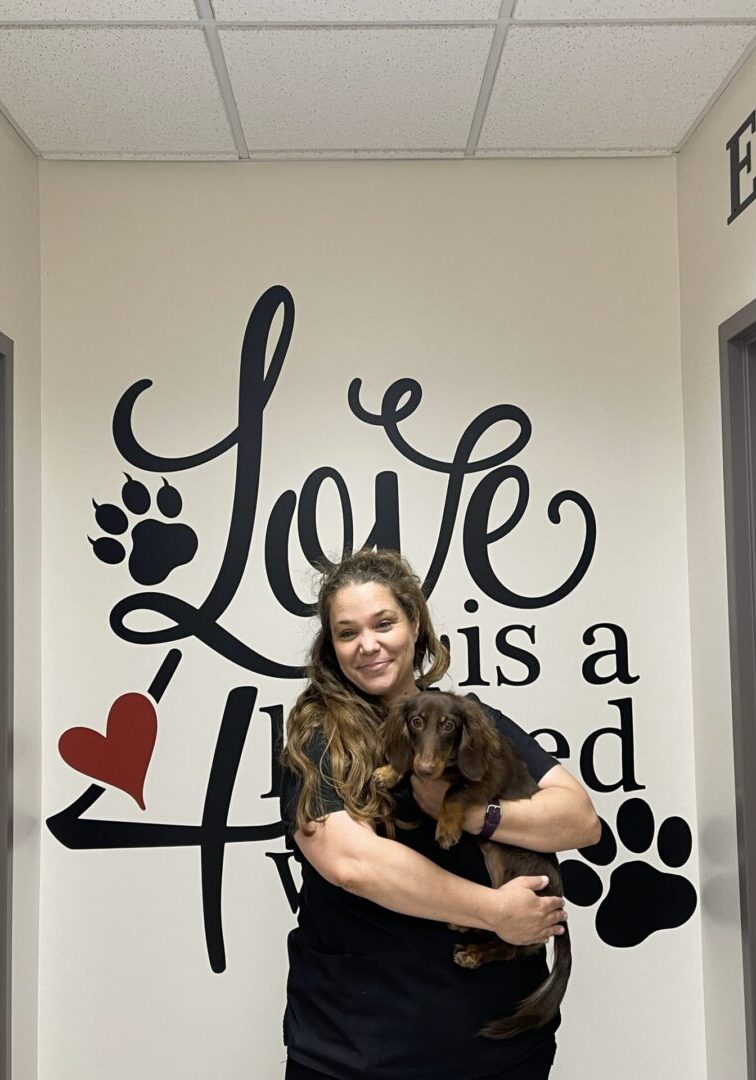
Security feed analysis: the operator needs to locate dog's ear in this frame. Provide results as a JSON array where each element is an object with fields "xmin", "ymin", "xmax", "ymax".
[
  {"xmin": 457, "ymin": 699, "xmax": 497, "ymax": 782},
  {"xmin": 380, "ymin": 700, "xmax": 414, "ymax": 775}
]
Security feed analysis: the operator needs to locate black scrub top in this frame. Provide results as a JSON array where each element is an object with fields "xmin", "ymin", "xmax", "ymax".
[{"xmin": 280, "ymin": 694, "xmax": 561, "ymax": 1080}]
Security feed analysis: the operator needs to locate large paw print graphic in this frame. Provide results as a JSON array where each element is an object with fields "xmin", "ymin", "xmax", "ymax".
[
  {"xmin": 560, "ymin": 797, "xmax": 697, "ymax": 947},
  {"xmin": 89, "ymin": 473, "xmax": 198, "ymax": 586}
]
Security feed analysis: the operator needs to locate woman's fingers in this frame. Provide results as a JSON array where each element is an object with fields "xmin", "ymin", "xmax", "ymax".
[
  {"xmin": 536, "ymin": 924, "xmax": 566, "ymax": 944},
  {"xmin": 544, "ymin": 909, "xmax": 567, "ymax": 938}
]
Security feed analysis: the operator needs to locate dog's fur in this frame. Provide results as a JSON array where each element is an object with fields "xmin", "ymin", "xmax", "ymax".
[{"xmin": 373, "ymin": 690, "xmax": 571, "ymax": 1040}]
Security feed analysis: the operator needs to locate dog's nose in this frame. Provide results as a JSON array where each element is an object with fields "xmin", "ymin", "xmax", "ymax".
[{"xmin": 415, "ymin": 762, "xmax": 436, "ymax": 778}]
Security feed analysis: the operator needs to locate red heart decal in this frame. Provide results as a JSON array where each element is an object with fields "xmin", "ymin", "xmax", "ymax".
[{"xmin": 58, "ymin": 692, "xmax": 157, "ymax": 810}]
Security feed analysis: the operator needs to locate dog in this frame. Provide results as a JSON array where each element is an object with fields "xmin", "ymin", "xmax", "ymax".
[{"xmin": 372, "ymin": 690, "xmax": 571, "ymax": 1040}]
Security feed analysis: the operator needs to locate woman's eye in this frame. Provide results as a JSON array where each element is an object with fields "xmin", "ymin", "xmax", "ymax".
[
  {"xmin": 338, "ymin": 630, "xmax": 355, "ymax": 640},
  {"xmin": 377, "ymin": 620, "xmax": 393, "ymax": 630}
]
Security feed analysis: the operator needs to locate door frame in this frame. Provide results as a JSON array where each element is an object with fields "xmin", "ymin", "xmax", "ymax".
[
  {"xmin": 0, "ymin": 332, "xmax": 12, "ymax": 1080},
  {"xmin": 720, "ymin": 298, "xmax": 756, "ymax": 1080}
]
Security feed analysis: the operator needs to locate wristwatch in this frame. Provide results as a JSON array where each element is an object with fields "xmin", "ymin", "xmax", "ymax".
[{"xmin": 479, "ymin": 800, "xmax": 502, "ymax": 840}]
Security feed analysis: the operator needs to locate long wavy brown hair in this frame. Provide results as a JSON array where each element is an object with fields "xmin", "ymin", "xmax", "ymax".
[{"xmin": 281, "ymin": 548, "xmax": 450, "ymax": 838}]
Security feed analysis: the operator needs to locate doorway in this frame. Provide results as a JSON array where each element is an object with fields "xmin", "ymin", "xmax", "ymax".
[
  {"xmin": 0, "ymin": 332, "xmax": 11, "ymax": 1080},
  {"xmin": 720, "ymin": 299, "xmax": 756, "ymax": 1080}
]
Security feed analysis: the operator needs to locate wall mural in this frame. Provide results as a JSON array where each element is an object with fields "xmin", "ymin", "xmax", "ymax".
[{"xmin": 46, "ymin": 284, "xmax": 697, "ymax": 975}]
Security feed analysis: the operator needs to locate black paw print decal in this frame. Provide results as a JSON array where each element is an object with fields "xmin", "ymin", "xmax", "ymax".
[
  {"xmin": 89, "ymin": 473, "xmax": 198, "ymax": 586},
  {"xmin": 561, "ymin": 797, "xmax": 697, "ymax": 947}
]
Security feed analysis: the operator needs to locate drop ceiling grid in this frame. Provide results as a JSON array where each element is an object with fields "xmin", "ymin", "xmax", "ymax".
[
  {"xmin": 0, "ymin": 26, "xmax": 237, "ymax": 154},
  {"xmin": 479, "ymin": 21, "xmax": 756, "ymax": 151},
  {"xmin": 220, "ymin": 25, "xmax": 495, "ymax": 151},
  {"xmin": 0, "ymin": 3, "xmax": 755, "ymax": 159}
]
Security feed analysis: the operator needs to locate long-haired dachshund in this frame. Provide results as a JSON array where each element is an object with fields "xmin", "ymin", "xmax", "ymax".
[{"xmin": 373, "ymin": 690, "xmax": 571, "ymax": 1040}]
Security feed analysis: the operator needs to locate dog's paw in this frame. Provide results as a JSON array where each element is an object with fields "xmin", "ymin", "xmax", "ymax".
[
  {"xmin": 453, "ymin": 944, "xmax": 484, "ymax": 969},
  {"xmin": 435, "ymin": 800, "xmax": 466, "ymax": 849},
  {"xmin": 435, "ymin": 822, "xmax": 463, "ymax": 849},
  {"xmin": 560, "ymin": 796, "xmax": 697, "ymax": 947},
  {"xmin": 89, "ymin": 473, "xmax": 198, "ymax": 586},
  {"xmin": 372, "ymin": 764, "xmax": 401, "ymax": 791}
]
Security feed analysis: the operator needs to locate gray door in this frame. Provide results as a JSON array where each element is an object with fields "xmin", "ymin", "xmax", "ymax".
[
  {"xmin": 0, "ymin": 333, "xmax": 12, "ymax": 1080},
  {"xmin": 720, "ymin": 300, "xmax": 756, "ymax": 1080}
]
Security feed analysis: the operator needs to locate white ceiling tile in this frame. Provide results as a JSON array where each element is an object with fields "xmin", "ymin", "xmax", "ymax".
[
  {"xmin": 214, "ymin": 0, "xmax": 501, "ymax": 21},
  {"xmin": 479, "ymin": 23, "xmax": 756, "ymax": 149},
  {"xmin": 0, "ymin": 28, "xmax": 237, "ymax": 153},
  {"xmin": 516, "ymin": 0, "xmax": 756, "ymax": 19},
  {"xmin": 0, "ymin": 1, "xmax": 198, "ymax": 19},
  {"xmin": 220, "ymin": 26, "xmax": 493, "ymax": 150}
]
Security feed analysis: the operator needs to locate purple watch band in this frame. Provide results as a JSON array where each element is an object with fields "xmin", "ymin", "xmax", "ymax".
[{"xmin": 479, "ymin": 800, "xmax": 502, "ymax": 840}]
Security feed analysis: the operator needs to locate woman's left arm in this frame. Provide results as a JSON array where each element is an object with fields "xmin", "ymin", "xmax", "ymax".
[{"xmin": 411, "ymin": 764, "xmax": 602, "ymax": 854}]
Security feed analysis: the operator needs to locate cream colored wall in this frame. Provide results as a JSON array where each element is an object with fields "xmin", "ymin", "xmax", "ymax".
[
  {"xmin": 37, "ymin": 156, "xmax": 701, "ymax": 1079},
  {"xmin": 3, "ymin": 42, "xmax": 753, "ymax": 1072},
  {"xmin": 677, "ymin": 43, "xmax": 756, "ymax": 1080},
  {"xmin": 0, "ymin": 112, "xmax": 41, "ymax": 1080}
]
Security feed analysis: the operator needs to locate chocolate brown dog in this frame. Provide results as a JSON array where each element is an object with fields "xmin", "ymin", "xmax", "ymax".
[{"xmin": 373, "ymin": 690, "xmax": 571, "ymax": 1040}]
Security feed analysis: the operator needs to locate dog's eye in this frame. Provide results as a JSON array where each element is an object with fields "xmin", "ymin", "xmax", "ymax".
[
  {"xmin": 441, "ymin": 719, "xmax": 455, "ymax": 733},
  {"xmin": 409, "ymin": 715, "xmax": 423, "ymax": 729}
]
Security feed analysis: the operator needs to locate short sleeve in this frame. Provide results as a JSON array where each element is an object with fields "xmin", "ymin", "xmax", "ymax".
[
  {"xmin": 280, "ymin": 728, "xmax": 346, "ymax": 847},
  {"xmin": 465, "ymin": 692, "xmax": 559, "ymax": 784}
]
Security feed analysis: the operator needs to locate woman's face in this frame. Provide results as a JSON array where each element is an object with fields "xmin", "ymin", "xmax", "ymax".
[{"xmin": 329, "ymin": 581, "xmax": 419, "ymax": 705}]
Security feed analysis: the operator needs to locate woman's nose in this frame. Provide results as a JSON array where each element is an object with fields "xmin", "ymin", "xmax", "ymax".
[{"xmin": 358, "ymin": 633, "xmax": 379, "ymax": 653}]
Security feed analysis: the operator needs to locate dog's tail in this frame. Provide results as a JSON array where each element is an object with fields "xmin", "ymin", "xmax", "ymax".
[{"xmin": 479, "ymin": 925, "xmax": 572, "ymax": 1040}]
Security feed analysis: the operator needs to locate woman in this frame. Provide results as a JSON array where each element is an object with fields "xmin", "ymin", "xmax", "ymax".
[{"xmin": 280, "ymin": 549, "xmax": 600, "ymax": 1080}]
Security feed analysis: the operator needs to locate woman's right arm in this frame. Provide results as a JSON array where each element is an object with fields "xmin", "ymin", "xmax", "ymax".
[{"xmin": 295, "ymin": 810, "xmax": 567, "ymax": 946}]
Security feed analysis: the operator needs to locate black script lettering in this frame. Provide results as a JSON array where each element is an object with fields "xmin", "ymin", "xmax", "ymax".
[
  {"xmin": 495, "ymin": 624, "xmax": 539, "ymax": 686},
  {"xmin": 727, "ymin": 111, "xmax": 756, "ymax": 225},
  {"xmin": 579, "ymin": 697, "xmax": 644, "ymax": 794},
  {"xmin": 259, "ymin": 703, "xmax": 284, "ymax": 800},
  {"xmin": 582, "ymin": 622, "xmax": 639, "ymax": 685},
  {"xmin": 463, "ymin": 466, "xmax": 596, "ymax": 608},
  {"xmin": 265, "ymin": 489, "xmax": 311, "ymax": 616},
  {"xmin": 110, "ymin": 285, "xmax": 302, "ymax": 677},
  {"xmin": 46, "ymin": 679, "xmax": 285, "ymax": 975},
  {"xmin": 265, "ymin": 471, "xmax": 401, "ymax": 617},
  {"xmin": 351, "ymin": 380, "xmax": 513, "ymax": 594},
  {"xmin": 298, "ymin": 467, "xmax": 354, "ymax": 566},
  {"xmin": 266, "ymin": 851, "xmax": 302, "ymax": 914},
  {"xmin": 457, "ymin": 599, "xmax": 491, "ymax": 687},
  {"xmin": 349, "ymin": 377, "xmax": 596, "ymax": 603}
]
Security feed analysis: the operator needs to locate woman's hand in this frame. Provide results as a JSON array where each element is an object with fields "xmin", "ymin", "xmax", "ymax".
[
  {"xmin": 410, "ymin": 776, "xmax": 487, "ymax": 834},
  {"xmin": 490, "ymin": 876, "xmax": 567, "ymax": 946}
]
